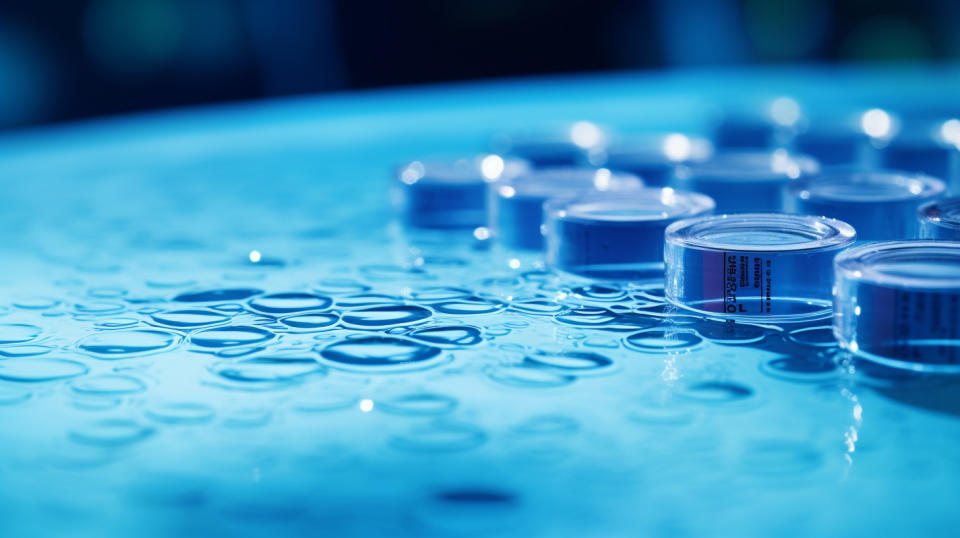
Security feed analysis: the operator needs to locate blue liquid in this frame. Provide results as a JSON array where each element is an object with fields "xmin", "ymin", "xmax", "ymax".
[
  {"xmin": 545, "ymin": 189, "xmax": 714, "ymax": 280},
  {"xmin": 785, "ymin": 171, "xmax": 945, "ymax": 241},
  {"xmin": 671, "ymin": 150, "xmax": 818, "ymax": 213},
  {"xmin": 919, "ymin": 197, "xmax": 960, "ymax": 239},
  {"xmin": 665, "ymin": 214, "xmax": 855, "ymax": 322},
  {"xmin": 834, "ymin": 241, "xmax": 960, "ymax": 371}
]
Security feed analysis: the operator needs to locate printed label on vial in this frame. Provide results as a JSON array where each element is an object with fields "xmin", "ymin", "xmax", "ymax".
[
  {"xmin": 705, "ymin": 251, "xmax": 774, "ymax": 314},
  {"xmin": 862, "ymin": 286, "xmax": 960, "ymax": 364}
]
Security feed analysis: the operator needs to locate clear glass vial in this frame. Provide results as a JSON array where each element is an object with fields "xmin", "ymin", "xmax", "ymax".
[
  {"xmin": 671, "ymin": 150, "xmax": 819, "ymax": 213},
  {"xmin": 665, "ymin": 213, "xmax": 856, "ymax": 322},
  {"xmin": 544, "ymin": 188, "xmax": 715, "ymax": 281},
  {"xmin": 395, "ymin": 155, "xmax": 529, "ymax": 229},
  {"xmin": 785, "ymin": 170, "xmax": 945, "ymax": 241},
  {"xmin": 488, "ymin": 167, "xmax": 642, "ymax": 251},
  {"xmin": 919, "ymin": 197, "xmax": 960, "ymax": 240},
  {"xmin": 834, "ymin": 241, "xmax": 960, "ymax": 372}
]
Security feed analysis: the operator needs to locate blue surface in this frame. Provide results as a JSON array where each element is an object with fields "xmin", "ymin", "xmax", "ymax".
[{"xmin": 2, "ymin": 66, "xmax": 960, "ymax": 537}]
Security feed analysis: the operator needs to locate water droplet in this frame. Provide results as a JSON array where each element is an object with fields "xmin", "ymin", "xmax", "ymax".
[
  {"xmin": 555, "ymin": 307, "xmax": 618, "ymax": 327},
  {"xmin": 292, "ymin": 393, "xmax": 360, "ymax": 413},
  {"xmin": 247, "ymin": 292, "xmax": 333, "ymax": 314},
  {"xmin": 0, "ymin": 386, "xmax": 32, "ymax": 405},
  {"xmin": 71, "ymin": 374, "xmax": 147, "ymax": 395},
  {"xmin": 0, "ymin": 323, "xmax": 41, "ymax": 344},
  {"xmin": 315, "ymin": 278, "xmax": 371, "ymax": 295},
  {"xmin": 173, "ymin": 288, "xmax": 263, "ymax": 303},
  {"xmin": 191, "ymin": 326, "xmax": 275, "ymax": 348},
  {"xmin": 377, "ymin": 392, "xmax": 458, "ymax": 416},
  {"xmin": 407, "ymin": 287, "xmax": 472, "ymax": 302},
  {"xmin": 221, "ymin": 407, "xmax": 273, "ymax": 428},
  {"xmin": 88, "ymin": 286, "xmax": 127, "ymax": 299},
  {"xmin": 432, "ymin": 296, "xmax": 506, "ymax": 315},
  {"xmin": 570, "ymin": 284, "xmax": 627, "ymax": 302},
  {"xmin": 335, "ymin": 293, "xmax": 404, "ymax": 308},
  {"xmin": 78, "ymin": 329, "xmax": 179, "ymax": 357},
  {"xmin": 524, "ymin": 349, "xmax": 614, "ymax": 374},
  {"xmin": 70, "ymin": 419, "xmax": 155, "ymax": 447},
  {"xmin": 786, "ymin": 326, "xmax": 837, "ymax": 348},
  {"xmin": 279, "ymin": 312, "xmax": 340, "ymax": 331},
  {"xmin": 624, "ymin": 328, "xmax": 702, "ymax": 353},
  {"xmin": 319, "ymin": 336, "xmax": 443, "ymax": 372},
  {"xmin": 95, "ymin": 317, "xmax": 139, "ymax": 329},
  {"xmin": 509, "ymin": 298, "xmax": 564, "ymax": 315},
  {"xmin": 390, "ymin": 421, "xmax": 486, "ymax": 452},
  {"xmin": 146, "ymin": 401, "xmax": 215, "ymax": 424},
  {"xmin": 210, "ymin": 355, "xmax": 326, "ymax": 385},
  {"xmin": 150, "ymin": 309, "xmax": 231, "ymax": 329},
  {"xmin": 13, "ymin": 297, "xmax": 60, "ymax": 310},
  {"xmin": 74, "ymin": 302, "xmax": 125, "ymax": 315},
  {"xmin": 340, "ymin": 305, "xmax": 432, "ymax": 329},
  {"xmin": 0, "ymin": 345, "xmax": 52, "ymax": 357},
  {"xmin": 0, "ymin": 357, "xmax": 89, "ymax": 382},
  {"xmin": 407, "ymin": 325, "xmax": 482, "ymax": 347},
  {"xmin": 487, "ymin": 365, "xmax": 576, "ymax": 389}
]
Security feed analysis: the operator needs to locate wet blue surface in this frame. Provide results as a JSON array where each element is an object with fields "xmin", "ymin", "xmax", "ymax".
[{"xmin": 1, "ymin": 66, "xmax": 960, "ymax": 537}]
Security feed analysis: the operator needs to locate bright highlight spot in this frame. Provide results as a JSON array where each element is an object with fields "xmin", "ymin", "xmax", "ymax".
[
  {"xmin": 480, "ymin": 154, "xmax": 505, "ymax": 181},
  {"xmin": 861, "ymin": 109, "xmax": 892, "ymax": 138},
  {"xmin": 508, "ymin": 258, "xmax": 521, "ymax": 269},
  {"xmin": 941, "ymin": 119, "xmax": 960, "ymax": 146},
  {"xmin": 570, "ymin": 121, "xmax": 603, "ymax": 149},
  {"xmin": 473, "ymin": 227, "xmax": 490, "ymax": 240},
  {"xmin": 400, "ymin": 161, "xmax": 425, "ymax": 184},
  {"xmin": 593, "ymin": 168, "xmax": 612, "ymax": 190},
  {"xmin": 248, "ymin": 250, "xmax": 261, "ymax": 263},
  {"xmin": 499, "ymin": 185, "xmax": 516, "ymax": 198},
  {"xmin": 770, "ymin": 97, "xmax": 801, "ymax": 127},
  {"xmin": 359, "ymin": 399, "xmax": 374, "ymax": 412},
  {"xmin": 662, "ymin": 134, "xmax": 692, "ymax": 161}
]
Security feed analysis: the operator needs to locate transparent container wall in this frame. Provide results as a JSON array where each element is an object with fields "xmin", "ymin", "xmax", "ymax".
[
  {"xmin": 665, "ymin": 214, "xmax": 856, "ymax": 322},
  {"xmin": 919, "ymin": 197, "xmax": 960, "ymax": 240},
  {"xmin": 834, "ymin": 241, "xmax": 960, "ymax": 372}
]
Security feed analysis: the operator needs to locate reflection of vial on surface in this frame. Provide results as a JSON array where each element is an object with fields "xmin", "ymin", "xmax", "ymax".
[
  {"xmin": 671, "ymin": 150, "xmax": 818, "ymax": 213},
  {"xmin": 544, "ymin": 188, "xmax": 714, "ymax": 281},
  {"xmin": 919, "ymin": 198, "xmax": 960, "ymax": 240},
  {"xmin": 665, "ymin": 213, "xmax": 856, "ymax": 323},
  {"xmin": 488, "ymin": 167, "xmax": 643, "ymax": 251},
  {"xmin": 785, "ymin": 171, "xmax": 945, "ymax": 241},
  {"xmin": 834, "ymin": 241, "xmax": 960, "ymax": 372},
  {"xmin": 395, "ymin": 155, "xmax": 529, "ymax": 229},
  {"xmin": 589, "ymin": 133, "xmax": 713, "ymax": 186}
]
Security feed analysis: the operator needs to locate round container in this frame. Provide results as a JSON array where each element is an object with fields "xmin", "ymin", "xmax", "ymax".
[
  {"xmin": 792, "ymin": 109, "xmax": 895, "ymax": 167},
  {"xmin": 545, "ymin": 188, "xmax": 715, "ymax": 281},
  {"xmin": 491, "ymin": 122, "xmax": 609, "ymax": 167},
  {"xmin": 395, "ymin": 155, "xmax": 529, "ymax": 229},
  {"xmin": 489, "ymin": 168, "xmax": 643, "ymax": 251},
  {"xmin": 919, "ymin": 197, "xmax": 960, "ymax": 240},
  {"xmin": 785, "ymin": 171, "xmax": 946, "ymax": 241},
  {"xmin": 882, "ymin": 128, "xmax": 959, "ymax": 191},
  {"xmin": 589, "ymin": 133, "xmax": 713, "ymax": 186},
  {"xmin": 671, "ymin": 150, "xmax": 819, "ymax": 213},
  {"xmin": 834, "ymin": 241, "xmax": 960, "ymax": 372},
  {"xmin": 665, "ymin": 213, "xmax": 856, "ymax": 322}
]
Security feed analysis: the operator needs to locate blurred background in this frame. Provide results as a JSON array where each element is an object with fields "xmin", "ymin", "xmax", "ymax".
[{"xmin": 1, "ymin": 0, "xmax": 958, "ymax": 130}]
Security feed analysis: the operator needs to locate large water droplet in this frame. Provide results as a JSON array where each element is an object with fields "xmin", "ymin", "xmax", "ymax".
[
  {"xmin": 146, "ymin": 401, "xmax": 215, "ymax": 424},
  {"xmin": 340, "ymin": 305, "xmax": 432, "ymax": 329},
  {"xmin": 191, "ymin": 326, "xmax": 275, "ymax": 348},
  {"xmin": 280, "ymin": 312, "xmax": 340, "ymax": 331},
  {"xmin": 509, "ymin": 298, "xmax": 564, "ymax": 315},
  {"xmin": 432, "ymin": 296, "xmax": 506, "ymax": 315},
  {"xmin": 524, "ymin": 349, "xmax": 614, "ymax": 374},
  {"xmin": 679, "ymin": 381, "xmax": 755, "ymax": 405},
  {"xmin": 319, "ymin": 336, "xmax": 443, "ymax": 372},
  {"xmin": 0, "ymin": 357, "xmax": 89, "ymax": 382},
  {"xmin": 0, "ymin": 323, "xmax": 41, "ymax": 344},
  {"xmin": 377, "ymin": 392, "xmax": 458, "ymax": 416},
  {"xmin": 71, "ymin": 374, "xmax": 147, "ymax": 395},
  {"xmin": 487, "ymin": 366, "xmax": 576, "ymax": 389},
  {"xmin": 78, "ymin": 329, "xmax": 179, "ymax": 357},
  {"xmin": 624, "ymin": 328, "xmax": 702, "ymax": 353},
  {"xmin": 407, "ymin": 325, "xmax": 482, "ymax": 347},
  {"xmin": 174, "ymin": 288, "xmax": 263, "ymax": 303},
  {"xmin": 570, "ymin": 284, "xmax": 627, "ymax": 302},
  {"xmin": 692, "ymin": 320, "xmax": 771, "ymax": 345},
  {"xmin": 150, "ymin": 309, "xmax": 230, "ymax": 329},
  {"xmin": 335, "ymin": 293, "xmax": 404, "ymax": 308},
  {"xmin": 0, "ymin": 345, "xmax": 52, "ymax": 357},
  {"xmin": 786, "ymin": 326, "xmax": 837, "ymax": 348},
  {"xmin": 211, "ymin": 355, "xmax": 326, "ymax": 384},
  {"xmin": 247, "ymin": 292, "xmax": 333, "ymax": 314}
]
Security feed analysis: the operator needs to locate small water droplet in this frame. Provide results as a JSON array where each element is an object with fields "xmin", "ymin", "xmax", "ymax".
[
  {"xmin": 679, "ymin": 381, "xmax": 754, "ymax": 405},
  {"xmin": 0, "ymin": 357, "xmax": 89, "ymax": 382},
  {"xmin": 760, "ymin": 356, "xmax": 838, "ymax": 383},
  {"xmin": 624, "ymin": 328, "xmax": 702, "ymax": 353},
  {"xmin": 432, "ymin": 296, "xmax": 506, "ymax": 315},
  {"xmin": 0, "ymin": 345, "xmax": 52, "ymax": 357},
  {"xmin": 150, "ymin": 309, "xmax": 231, "ymax": 329},
  {"xmin": 173, "ymin": 288, "xmax": 263, "ymax": 303},
  {"xmin": 509, "ymin": 298, "xmax": 564, "ymax": 315},
  {"xmin": 786, "ymin": 326, "xmax": 837, "ymax": 348},
  {"xmin": 407, "ymin": 325, "xmax": 482, "ymax": 347},
  {"xmin": 487, "ymin": 365, "xmax": 576, "ymax": 389},
  {"xmin": 390, "ymin": 420, "xmax": 486, "ymax": 452},
  {"xmin": 0, "ymin": 323, "xmax": 41, "ymax": 344},
  {"xmin": 280, "ymin": 312, "xmax": 340, "ymax": 331},
  {"xmin": 340, "ymin": 305, "xmax": 432, "ymax": 329},
  {"xmin": 524, "ymin": 349, "xmax": 614, "ymax": 374},
  {"xmin": 79, "ymin": 329, "xmax": 179, "ymax": 357},
  {"xmin": 319, "ymin": 336, "xmax": 443, "ymax": 372},
  {"xmin": 70, "ymin": 419, "xmax": 155, "ymax": 446},
  {"xmin": 71, "ymin": 374, "xmax": 147, "ymax": 395},
  {"xmin": 570, "ymin": 284, "xmax": 627, "ymax": 302},
  {"xmin": 191, "ymin": 326, "xmax": 275, "ymax": 348},
  {"xmin": 146, "ymin": 401, "xmax": 215, "ymax": 424},
  {"xmin": 692, "ymin": 320, "xmax": 772, "ymax": 345},
  {"xmin": 247, "ymin": 292, "xmax": 333, "ymax": 314},
  {"xmin": 210, "ymin": 355, "xmax": 326, "ymax": 385},
  {"xmin": 377, "ymin": 392, "xmax": 458, "ymax": 416}
]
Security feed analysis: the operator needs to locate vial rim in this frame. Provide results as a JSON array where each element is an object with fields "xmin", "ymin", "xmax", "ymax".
[
  {"xmin": 834, "ymin": 240, "xmax": 960, "ymax": 289},
  {"xmin": 545, "ymin": 188, "xmax": 715, "ymax": 225},
  {"xmin": 919, "ymin": 197, "xmax": 960, "ymax": 230},
  {"xmin": 665, "ymin": 213, "xmax": 856, "ymax": 253},
  {"xmin": 788, "ymin": 171, "xmax": 946, "ymax": 203}
]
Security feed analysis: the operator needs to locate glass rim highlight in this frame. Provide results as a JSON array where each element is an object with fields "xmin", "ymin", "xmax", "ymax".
[{"xmin": 665, "ymin": 213, "xmax": 856, "ymax": 253}]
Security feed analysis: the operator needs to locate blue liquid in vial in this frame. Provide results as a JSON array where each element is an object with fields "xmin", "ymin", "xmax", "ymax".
[
  {"xmin": 834, "ymin": 241, "xmax": 960, "ymax": 372},
  {"xmin": 665, "ymin": 213, "xmax": 856, "ymax": 322},
  {"xmin": 671, "ymin": 150, "xmax": 818, "ymax": 213},
  {"xmin": 919, "ymin": 197, "xmax": 960, "ymax": 240},
  {"xmin": 489, "ymin": 167, "xmax": 643, "ymax": 251},
  {"xmin": 785, "ymin": 171, "xmax": 946, "ymax": 241},
  {"xmin": 544, "ymin": 188, "xmax": 714, "ymax": 281}
]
